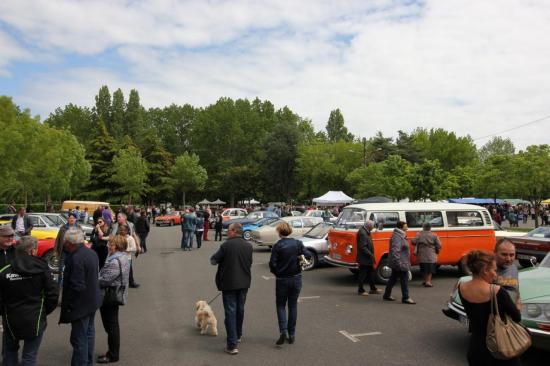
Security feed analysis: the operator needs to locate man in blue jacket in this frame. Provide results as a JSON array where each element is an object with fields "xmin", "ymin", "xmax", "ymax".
[
  {"xmin": 59, "ymin": 229, "xmax": 102, "ymax": 366},
  {"xmin": 181, "ymin": 209, "xmax": 197, "ymax": 251}
]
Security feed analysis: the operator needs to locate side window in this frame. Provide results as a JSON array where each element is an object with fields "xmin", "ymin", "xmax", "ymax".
[
  {"xmin": 446, "ymin": 211, "xmax": 484, "ymax": 227},
  {"xmin": 29, "ymin": 216, "xmax": 41, "ymax": 227},
  {"xmin": 405, "ymin": 211, "xmax": 443, "ymax": 228},
  {"xmin": 291, "ymin": 220, "xmax": 303, "ymax": 228},
  {"xmin": 369, "ymin": 212, "xmax": 399, "ymax": 230}
]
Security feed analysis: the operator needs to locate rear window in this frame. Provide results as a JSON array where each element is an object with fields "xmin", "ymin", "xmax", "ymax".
[
  {"xmin": 335, "ymin": 208, "xmax": 367, "ymax": 229},
  {"xmin": 405, "ymin": 211, "xmax": 443, "ymax": 228},
  {"xmin": 446, "ymin": 211, "xmax": 485, "ymax": 227}
]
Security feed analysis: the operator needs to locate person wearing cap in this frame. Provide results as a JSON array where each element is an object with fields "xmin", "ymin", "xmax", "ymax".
[
  {"xmin": 10, "ymin": 208, "xmax": 32, "ymax": 241},
  {"xmin": 0, "ymin": 236, "xmax": 58, "ymax": 366},
  {"xmin": 59, "ymin": 229, "xmax": 102, "ymax": 366},
  {"xmin": 0, "ymin": 225, "xmax": 16, "ymax": 269}
]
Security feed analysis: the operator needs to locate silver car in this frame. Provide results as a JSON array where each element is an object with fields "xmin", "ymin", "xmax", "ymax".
[
  {"xmin": 35, "ymin": 212, "xmax": 93, "ymax": 240},
  {"xmin": 294, "ymin": 222, "xmax": 333, "ymax": 271}
]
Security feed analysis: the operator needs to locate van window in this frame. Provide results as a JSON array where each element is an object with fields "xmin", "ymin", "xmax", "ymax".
[
  {"xmin": 446, "ymin": 211, "xmax": 485, "ymax": 227},
  {"xmin": 405, "ymin": 211, "xmax": 443, "ymax": 228},
  {"xmin": 369, "ymin": 212, "xmax": 399, "ymax": 230},
  {"xmin": 335, "ymin": 208, "xmax": 367, "ymax": 229}
]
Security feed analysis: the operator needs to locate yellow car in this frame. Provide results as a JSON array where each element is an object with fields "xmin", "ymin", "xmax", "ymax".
[
  {"xmin": 3, "ymin": 214, "xmax": 59, "ymax": 240},
  {"xmin": 0, "ymin": 214, "xmax": 14, "ymax": 225}
]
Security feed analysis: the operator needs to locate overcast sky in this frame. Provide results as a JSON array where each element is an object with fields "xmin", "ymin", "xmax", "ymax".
[{"xmin": 1, "ymin": 0, "xmax": 549, "ymax": 148}]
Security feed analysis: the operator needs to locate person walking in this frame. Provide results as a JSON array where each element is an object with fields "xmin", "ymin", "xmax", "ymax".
[
  {"xmin": 97, "ymin": 235, "xmax": 130, "ymax": 364},
  {"xmin": 0, "ymin": 236, "xmax": 58, "ymax": 366},
  {"xmin": 210, "ymin": 223, "xmax": 253, "ymax": 355},
  {"xmin": 383, "ymin": 221, "xmax": 415, "ymax": 304},
  {"xmin": 356, "ymin": 220, "xmax": 382, "ymax": 296},
  {"xmin": 412, "ymin": 222, "xmax": 441, "ymax": 288},
  {"xmin": 135, "ymin": 210, "xmax": 150, "ymax": 254},
  {"xmin": 458, "ymin": 250, "xmax": 522, "ymax": 365},
  {"xmin": 269, "ymin": 222, "xmax": 312, "ymax": 346},
  {"xmin": 59, "ymin": 229, "xmax": 102, "ymax": 366},
  {"xmin": 214, "ymin": 211, "xmax": 223, "ymax": 241},
  {"xmin": 91, "ymin": 218, "xmax": 112, "ymax": 270},
  {"xmin": 195, "ymin": 212, "xmax": 204, "ymax": 249}
]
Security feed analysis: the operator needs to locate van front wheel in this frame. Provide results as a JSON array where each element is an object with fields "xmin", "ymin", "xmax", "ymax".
[{"xmin": 375, "ymin": 257, "xmax": 392, "ymax": 284}]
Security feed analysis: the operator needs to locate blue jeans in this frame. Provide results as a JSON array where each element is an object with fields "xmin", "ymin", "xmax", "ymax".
[
  {"xmin": 138, "ymin": 233, "xmax": 147, "ymax": 252},
  {"xmin": 275, "ymin": 275, "xmax": 302, "ymax": 335},
  {"xmin": 222, "ymin": 289, "xmax": 248, "ymax": 349},
  {"xmin": 70, "ymin": 313, "xmax": 96, "ymax": 366},
  {"xmin": 383, "ymin": 269, "xmax": 410, "ymax": 301},
  {"xmin": 3, "ymin": 331, "xmax": 44, "ymax": 366},
  {"xmin": 195, "ymin": 231, "xmax": 203, "ymax": 248},
  {"xmin": 182, "ymin": 230, "xmax": 194, "ymax": 249}
]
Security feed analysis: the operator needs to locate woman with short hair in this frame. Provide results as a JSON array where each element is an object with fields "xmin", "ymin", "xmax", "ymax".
[
  {"xmin": 269, "ymin": 222, "xmax": 312, "ymax": 346},
  {"xmin": 412, "ymin": 222, "xmax": 441, "ymax": 287}
]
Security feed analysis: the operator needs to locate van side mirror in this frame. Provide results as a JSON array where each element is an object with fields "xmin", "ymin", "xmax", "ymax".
[{"xmin": 529, "ymin": 257, "xmax": 537, "ymax": 267}]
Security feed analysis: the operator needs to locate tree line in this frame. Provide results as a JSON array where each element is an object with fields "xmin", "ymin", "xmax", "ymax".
[{"xmin": 1, "ymin": 87, "xmax": 549, "ymax": 210}]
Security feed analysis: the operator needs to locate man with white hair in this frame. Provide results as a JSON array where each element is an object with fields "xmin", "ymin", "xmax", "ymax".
[
  {"xmin": 59, "ymin": 229, "xmax": 102, "ymax": 366},
  {"xmin": 356, "ymin": 220, "xmax": 382, "ymax": 296}
]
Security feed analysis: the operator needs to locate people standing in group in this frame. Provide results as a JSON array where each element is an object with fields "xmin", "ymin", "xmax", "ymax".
[
  {"xmin": 102, "ymin": 206, "xmax": 113, "ymax": 227},
  {"xmin": 11, "ymin": 207, "xmax": 33, "ymax": 241},
  {"xmin": 135, "ymin": 210, "xmax": 150, "ymax": 254},
  {"xmin": 0, "ymin": 225, "xmax": 16, "ymax": 268},
  {"xmin": 210, "ymin": 223, "xmax": 253, "ymax": 355},
  {"xmin": 195, "ymin": 212, "xmax": 204, "ymax": 249},
  {"xmin": 181, "ymin": 209, "xmax": 197, "ymax": 251},
  {"xmin": 110, "ymin": 213, "xmax": 136, "ymax": 237},
  {"xmin": 412, "ymin": 222, "xmax": 441, "ymax": 288},
  {"xmin": 91, "ymin": 217, "xmax": 112, "ymax": 270},
  {"xmin": 214, "ymin": 211, "xmax": 223, "ymax": 241},
  {"xmin": 0, "ymin": 236, "xmax": 59, "ymax": 366},
  {"xmin": 97, "ymin": 235, "xmax": 130, "ymax": 364},
  {"xmin": 59, "ymin": 229, "xmax": 102, "ymax": 366},
  {"xmin": 458, "ymin": 250, "xmax": 522, "ymax": 366},
  {"xmin": 494, "ymin": 239, "xmax": 521, "ymax": 309},
  {"xmin": 81, "ymin": 208, "xmax": 89, "ymax": 224},
  {"xmin": 118, "ymin": 224, "xmax": 140, "ymax": 289},
  {"xmin": 383, "ymin": 221, "xmax": 415, "ymax": 304},
  {"xmin": 356, "ymin": 220, "xmax": 382, "ymax": 296},
  {"xmin": 269, "ymin": 222, "xmax": 312, "ymax": 346}
]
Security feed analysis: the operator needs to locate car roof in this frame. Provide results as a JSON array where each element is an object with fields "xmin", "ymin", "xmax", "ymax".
[{"xmin": 343, "ymin": 202, "xmax": 488, "ymax": 211}]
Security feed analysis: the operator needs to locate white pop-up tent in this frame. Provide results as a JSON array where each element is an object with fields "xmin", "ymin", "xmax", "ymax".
[{"xmin": 313, "ymin": 191, "xmax": 354, "ymax": 206}]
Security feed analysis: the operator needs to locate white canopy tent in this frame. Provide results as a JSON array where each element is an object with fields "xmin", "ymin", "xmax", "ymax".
[
  {"xmin": 197, "ymin": 199, "xmax": 212, "ymax": 205},
  {"xmin": 239, "ymin": 198, "xmax": 260, "ymax": 205},
  {"xmin": 211, "ymin": 199, "xmax": 226, "ymax": 205},
  {"xmin": 313, "ymin": 191, "xmax": 354, "ymax": 206}
]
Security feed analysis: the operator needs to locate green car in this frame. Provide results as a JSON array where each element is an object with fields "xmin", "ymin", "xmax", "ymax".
[{"xmin": 443, "ymin": 252, "xmax": 550, "ymax": 351}]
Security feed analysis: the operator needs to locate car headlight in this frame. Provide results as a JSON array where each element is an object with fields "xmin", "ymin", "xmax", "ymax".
[
  {"xmin": 526, "ymin": 304, "xmax": 542, "ymax": 318},
  {"xmin": 523, "ymin": 303, "xmax": 550, "ymax": 321},
  {"xmin": 345, "ymin": 244, "xmax": 353, "ymax": 255}
]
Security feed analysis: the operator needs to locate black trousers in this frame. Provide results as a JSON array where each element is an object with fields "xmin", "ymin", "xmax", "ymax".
[
  {"xmin": 100, "ymin": 304, "xmax": 120, "ymax": 360},
  {"xmin": 357, "ymin": 265, "xmax": 377, "ymax": 293},
  {"xmin": 215, "ymin": 229, "xmax": 222, "ymax": 241},
  {"xmin": 129, "ymin": 261, "xmax": 136, "ymax": 286}
]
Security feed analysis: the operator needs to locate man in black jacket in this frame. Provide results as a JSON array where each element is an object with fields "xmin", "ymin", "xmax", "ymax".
[
  {"xmin": 210, "ymin": 223, "xmax": 253, "ymax": 355},
  {"xmin": 0, "ymin": 236, "xmax": 59, "ymax": 366},
  {"xmin": 59, "ymin": 229, "xmax": 102, "ymax": 366},
  {"xmin": 0, "ymin": 225, "xmax": 16, "ymax": 268},
  {"xmin": 356, "ymin": 220, "xmax": 382, "ymax": 296}
]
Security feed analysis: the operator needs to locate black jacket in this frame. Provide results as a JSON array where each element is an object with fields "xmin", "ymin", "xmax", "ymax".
[
  {"xmin": 135, "ymin": 216, "xmax": 150, "ymax": 235},
  {"xmin": 59, "ymin": 246, "xmax": 102, "ymax": 323},
  {"xmin": 211, "ymin": 237, "xmax": 253, "ymax": 291},
  {"xmin": 269, "ymin": 238, "xmax": 311, "ymax": 278},
  {"xmin": 356, "ymin": 226, "xmax": 375, "ymax": 266},
  {"xmin": 0, "ymin": 246, "xmax": 16, "ymax": 269},
  {"xmin": 11, "ymin": 214, "xmax": 33, "ymax": 235},
  {"xmin": 0, "ymin": 254, "xmax": 59, "ymax": 339}
]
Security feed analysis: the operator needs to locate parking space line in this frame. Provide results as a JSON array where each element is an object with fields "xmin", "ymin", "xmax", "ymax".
[
  {"xmin": 261, "ymin": 275, "xmax": 275, "ymax": 280},
  {"xmin": 339, "ymin": 330, "xmax": 382, "ymax": 343},
  {"xmin": 298, "ymin": 296, "xmax": 320, "ymax": 303}
]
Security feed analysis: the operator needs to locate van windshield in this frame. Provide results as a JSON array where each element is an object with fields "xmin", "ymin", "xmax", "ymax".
[{"xmin": 335, "ymin": 208, "xmax": 366, "ymax": 229}]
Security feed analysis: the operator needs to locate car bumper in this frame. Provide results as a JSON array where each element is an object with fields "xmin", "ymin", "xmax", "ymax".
[{"xmin": 323, "ymin": 255, "xmax": 357, "ymax": 269}]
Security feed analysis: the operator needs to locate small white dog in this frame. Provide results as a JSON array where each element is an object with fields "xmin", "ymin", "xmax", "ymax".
[{"xmin": 195, "ymin": 300, "xmax": 218, "ymax": 336}]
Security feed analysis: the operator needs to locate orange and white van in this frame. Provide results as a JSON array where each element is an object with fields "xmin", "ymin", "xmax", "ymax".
[{"xmin": 324, "ymin": 202, "xmax": 496, "ymax": 283}]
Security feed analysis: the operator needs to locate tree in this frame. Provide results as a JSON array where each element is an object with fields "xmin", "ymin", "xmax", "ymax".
[
  {"xmin": 409, "ymin": 159, "xmax": 451, "ymax": 201},
  {"xmin": 110, "ymin": 88, "xmax": 126, "ymax": 140},
  {"xmin": 111, "ymin": 146, "xmax": 148, "ymax": 204},
  {"xmin": 326, "ymin": 109, "xmax": 353, "ymax": 142},
  {"xmin": 44, "ymin": 104, "xmax": 95, "ymax": 147},
  {"xmin": 125, "ymin": 89, "xmax": 145, "ymax": 144},
  {"xmin": 395, "ymin": 130, "xmax": 425, "ymax": 164},
  {"xmin": 94, "ymin": 86, "xmax": 112, "ymax": 131},
  {"xmin": 478, "ymin": 136, "xmax": 515, "ymax": 162},
  {"xmin": 367, "ymin": 131, "xmax": 396, "ymax": 162},
  {"xmin": 147, "ymin": 104, "xmax": 196, "ymax": 155},
  {"xmin": 474, "ymin": 155, "xmax": 516, "ymax": 204},
  {"xmin": 141, "ymin": 132, "xmax": 174, "ymax": 204},
  {"xmin": 171, "ymin": 153, "xmax": 208, "ymax": 207}
]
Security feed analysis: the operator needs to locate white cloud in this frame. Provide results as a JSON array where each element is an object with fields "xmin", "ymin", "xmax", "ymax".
[
  {"xmin": 2, "ymin": 0, "xmax": 550, "ymax": 148},
  {"xmin": 0, "ymin": 30, "xmax": 30, "ymax": 76}
]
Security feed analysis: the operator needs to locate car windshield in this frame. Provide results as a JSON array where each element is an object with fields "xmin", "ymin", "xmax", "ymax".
[
  {"xmin": 269, "ymin": 219, "xmax": 284, "ymax": 227},
  {"xmin": 526, "ymin": 226, "xmax": 550, "ymax": 238},
  {"xmin": 305, "ymin": 223, "xmax": 332, "ymax": 239},
  {"xmin": 39, "ymin": 215, "xmax": 56, "ymax": 226},
  {"xmin": 335, "ymin": 207, "xmax": 366, "ymax": 229}
]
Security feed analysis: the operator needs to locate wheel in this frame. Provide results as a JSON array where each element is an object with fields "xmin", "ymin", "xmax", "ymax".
[
  {"xmin": 42, "ymin": 250, "xmax": 59, "ymax": 273},
  {"xmin": 518, "ymin": 259, "xmax": 532, "ymax": 268},
  {"xmin": 458, "ymin": 256, "xmax": 471, "ymax": 276},
  {"xmin": 243, "ymin": 230, "xmax": 252, "ymax": 240},
  {"xmin": 375, "ymin": 257, "xmax": 392, "ymax": 284},
  {"xmin": 302, "ymin": 251, "xmax": 318, "ymax": 271}
]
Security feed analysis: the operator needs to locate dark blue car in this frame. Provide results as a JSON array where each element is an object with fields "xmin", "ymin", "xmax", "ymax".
[{"xmin": 222, "ymin": 211, "xmax": 279, "ymax": 237}]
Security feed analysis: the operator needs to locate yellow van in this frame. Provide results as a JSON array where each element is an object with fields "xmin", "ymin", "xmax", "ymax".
[{"xmin": 61, "ymin": 200, "xmax": 109, "ymax": 213}]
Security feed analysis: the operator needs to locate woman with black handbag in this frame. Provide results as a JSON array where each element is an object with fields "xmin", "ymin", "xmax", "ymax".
[{"xmin": 97, "ymin": 235, "xmax": 130, "ymax": 364}]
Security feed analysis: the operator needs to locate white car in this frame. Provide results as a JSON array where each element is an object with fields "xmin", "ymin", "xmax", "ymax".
[
  {"xmin": 251, "ymin": 216, "xmax": 324, "ymax": 248},
  {"xmin": 494, "ymin": 222, "xmax": 527, "ymax": 239}
]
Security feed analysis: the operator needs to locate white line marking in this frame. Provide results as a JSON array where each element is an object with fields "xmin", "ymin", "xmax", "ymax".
[
  {"xmin": 339, "ymin": 330, "xmax": 381, "ymax": 343},
  {"xmin": 298, "ymin": 296, "xmax": 320, "ymax": 303},
  {"xmin": 261, "ymin": 275, "xmax": 275, "ymax": 280}
]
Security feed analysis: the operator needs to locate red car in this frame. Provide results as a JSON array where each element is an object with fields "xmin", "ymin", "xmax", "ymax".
[
  {"xmin": 155, "ymin": 211, "xmax": 182, "ymax": 226},
  {"xmin": 37, "ymin": 238, "xmax": 56, "ymax": 272}
]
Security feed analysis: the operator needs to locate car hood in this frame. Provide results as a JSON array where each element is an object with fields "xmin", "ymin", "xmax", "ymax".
[
  {"xmin": 519, "ymin": 267, "xmax": 550, "ymax": 302},
  {"xmin": 295, "ymin": 236, "xmax": 327, "ymax": 245}
]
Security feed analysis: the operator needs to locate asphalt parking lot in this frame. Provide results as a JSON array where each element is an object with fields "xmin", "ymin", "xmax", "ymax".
[{"xmin": 32, "ymin": 226, "xmax": 548, "ymax": 365}]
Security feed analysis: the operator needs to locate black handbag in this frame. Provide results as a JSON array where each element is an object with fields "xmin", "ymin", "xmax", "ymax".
[{"xmin": 102, "ymin": 258, "xmax": 126, "ymax": 306}]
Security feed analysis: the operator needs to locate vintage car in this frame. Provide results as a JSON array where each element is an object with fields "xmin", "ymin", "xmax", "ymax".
[
  {"xmin": 37, "ymin": 238, "xmax": 57, "ymax": 272},
  {"xmin": 507, "ymin": 226, "xmax": 550, "ymax": 267},
  {"xmin": 443, "ymin": 252, "xmax": 550, "ymax": 351},
  {"xmin": 0, "ymin": 214, "xmax": 15, "ymax": 225},
  {"xmin": 241, "ymin": 217, "xmax": 280, "ymax": 240},
  {"xmin": 251, "ymin": 216, "xmax": 323, "ymax": 248},
  {"xmin": 293, "ymin": 222, "xmax": 333, "ymax": 270},
  {"xmin": 155, "ymin": 211, "xmax": 182, "ymax": 226},
  {"xmin": 222, "ymin": 211, "xmax": 279, "ymax": 234},
  {"xmin": 221, "ymin": 208, "xmax": 248, "ymax": 222},
  {"xmin": 494, "ymin": 222, "xmax": 527, "ymax": 239},
  {"xmin": 35, "ymin": 212, "xmax": 93, "ymax": 240}
]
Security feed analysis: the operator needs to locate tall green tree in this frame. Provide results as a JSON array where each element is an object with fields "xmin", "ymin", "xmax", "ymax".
[
  {"xmin": 478, "ymin": 136, "xmax": 515, "ymax": 162},
  {"xmin": 125, "ymin": 89, "xmax": 145, "ymax": 143},
  {"xmin": 45, "ymin": 104, "xmax": 95, "ymax": 147},
  {"xmin": 110, "ymin": 88, "xmax": 126, "ymax": 140},
  {"xmin": 326, "ymin": 108, "xmax": 353, "ymax": 142},
  {"xmin": 141, "ymin": 132, "xmax": 174, "ymax": 204},
  {"xmin": 367, "ymin": 131, "xmax": 397, "ymax": 162},
  {"xmin": 409, "ymin": 159, "xmax": 451, "ymax": 201},
  {"xmin": 111, "ymin": 146, "xmax": 148, "ymax": 204},
  {"xmin": 171, "ymin": 153, "xmax": 208, "ymax": 207},
  {"xmin": 94, "ymin": 86, "xmax": 112, "ymax": 131},
  {"xmin": 474, "ymin": 155, "xmax": 516, "ymax": 203}
]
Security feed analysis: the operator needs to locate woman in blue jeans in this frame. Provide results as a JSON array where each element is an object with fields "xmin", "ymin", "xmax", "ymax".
[{"xmin": 269, "ymin": 222, "xmax": 312, "ymax": 346}]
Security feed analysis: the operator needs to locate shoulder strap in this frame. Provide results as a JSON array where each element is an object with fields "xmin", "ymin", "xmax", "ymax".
[{"xmin": 490, "ymin": 284, "xmax": 500, "ymax": 317}]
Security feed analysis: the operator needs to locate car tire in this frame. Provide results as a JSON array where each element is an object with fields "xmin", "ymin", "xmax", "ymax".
[
  {"xmin": 243, "ymin": 230, "xmax": 252, "ymax": 240},
  {"xmin": 375, "ymin": 257, "xmax": 392, "ymax": 284},
  {"xmin": 42, "ymin": 250, "xmax": 58, "ymax": 273},
  {"xmin": 303, "ymin": 250, "xmax": 318, "ymax": 271}
]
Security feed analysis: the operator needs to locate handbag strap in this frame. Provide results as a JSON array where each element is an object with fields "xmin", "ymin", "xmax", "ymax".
[{"xmin": 490, "ymin": 284, "xmax": 500, "ymax": 318}]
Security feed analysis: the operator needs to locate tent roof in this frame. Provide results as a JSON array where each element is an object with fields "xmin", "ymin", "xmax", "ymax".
[
  {"xmin": 211, "ymin": 199, "xmax": 226, "ymax": 205},
  {"xmin": 313, "ymin": 191, "xmax": 354, "ymax": 205},
  {"xmin": 448, "ymin": 198, "xmax": 504, "ymax": 204},
  {"xmin": 197, "ymin": 199, "xmax": 211, "ymax": 205}
]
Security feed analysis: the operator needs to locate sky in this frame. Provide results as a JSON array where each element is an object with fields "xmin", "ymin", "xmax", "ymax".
[{"xmin": 1, "ymin": 0, "xmax": 549, "ymax": 149}]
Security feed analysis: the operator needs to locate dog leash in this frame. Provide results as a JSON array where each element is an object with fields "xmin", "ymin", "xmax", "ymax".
[{"xmin": 208, "ymin": 292, "xmax": 221, "ymax": 305}]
